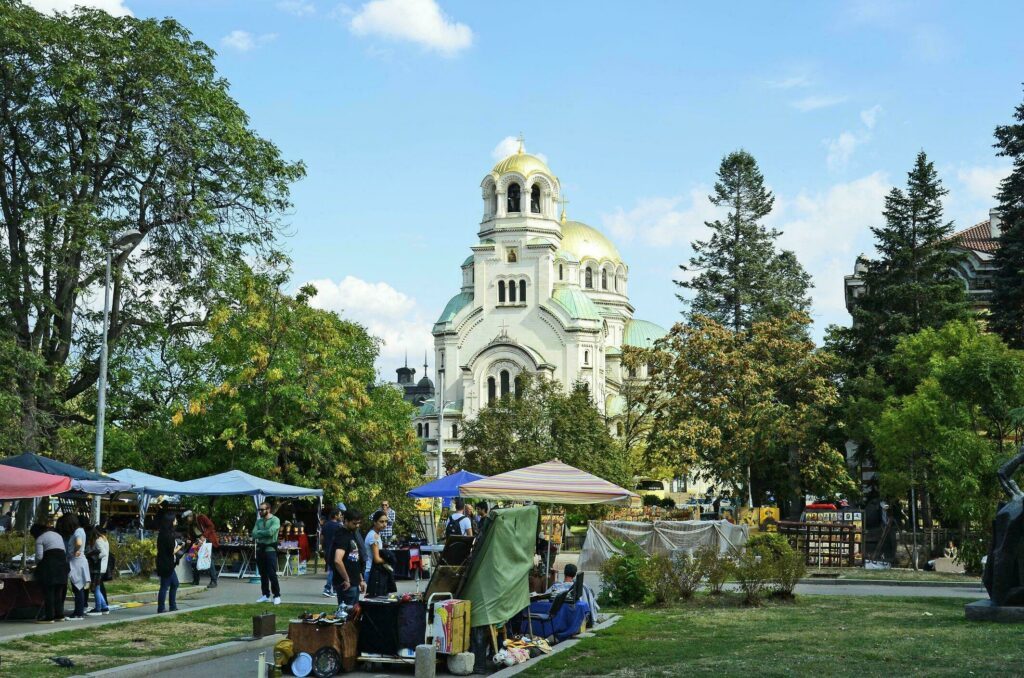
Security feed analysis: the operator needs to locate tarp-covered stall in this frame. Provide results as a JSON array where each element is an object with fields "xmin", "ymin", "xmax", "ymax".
[
  {"xmin": 459, "ymin": 504, "xmax": 539, "ymax": 627},
  {"xmin": 577, "ymin": 520, "xmax": 749, "ymax": 572}
]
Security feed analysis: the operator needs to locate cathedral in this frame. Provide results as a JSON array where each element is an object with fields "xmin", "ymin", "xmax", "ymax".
[{"xmin": 413, "ymin": 144, "xmax": 667, "ymax": 473}]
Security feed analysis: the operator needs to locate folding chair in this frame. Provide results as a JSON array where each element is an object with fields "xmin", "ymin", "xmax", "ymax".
[{"xmin": 527, "ymin": 587, "xmax": 570, "ymax": 639}]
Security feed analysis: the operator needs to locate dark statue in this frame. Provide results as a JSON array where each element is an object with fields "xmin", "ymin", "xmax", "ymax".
[{"xmin": 983, "ymin": 446, "xmax": 1024, "ymax": 606}]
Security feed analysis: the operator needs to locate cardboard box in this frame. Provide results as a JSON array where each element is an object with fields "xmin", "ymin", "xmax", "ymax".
[{"xmin": 431, "ymin": 599, "xmax": 471, "ymax": 655}]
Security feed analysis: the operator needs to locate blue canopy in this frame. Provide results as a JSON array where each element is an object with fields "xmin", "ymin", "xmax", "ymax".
[
  {"xmin": 175, "ymin": 469, "xmax": 323, "ymax": 511},
  {"xmin": 407, "ymin": 470, "xmax": 486, "ymax": 499},
  {"xmin": 1, "ymin": 452, "xmax": 133, "ymax": 495}
]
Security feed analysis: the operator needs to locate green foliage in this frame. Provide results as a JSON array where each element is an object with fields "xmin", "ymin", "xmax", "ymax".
[
  {"xmin": 0, "ymin": 531, "xmax": 26, "ymax": 563},
  {"xmin": 111, "ymin": 537, "xmax": 157, "ymax": 576},
  {"xmin": 643, "ymin": 554, "xmax": 677, "ymax": 606},
  {"xmin": 642, "ymin": 494, "xmax": 661, "ymax": 507},
  {"xmin": 659, "ymin": 497, "xmax": 677, "ymax": 510},
  {"xmin": 671, "ymin": 550, "xmax": 707, "ymax": 600},
  {"xmin": 0, "ymin": 1, "xmax": 304, "ymax": 454},
  {"xmin": 746, "ymin": 533, "xmax": 806, "ymax": 598},
  {"xmin": 456, "ymin": 375, "xmax": 629, "ymax": 488},
  {"xmin": 676, "ymin": 150, "xmax": 811, "ymax": 333},
  {"xmin": 640, "ymin": 313, "xmax": 855, "ymax": 514},
  {"xmin": 731, "ymin": 545, "xmax": 773, "ymax": 606},
  {"xmin": 696, "ymin": 544, "xmax": 732, "ymax": 594},
  {"xmin": 598, "ymin": 541, "xmax": 650, "ymax": 606},
  {"xmin": 990, "ymin": 87, "xmax": 1024, "ymax": 347}
]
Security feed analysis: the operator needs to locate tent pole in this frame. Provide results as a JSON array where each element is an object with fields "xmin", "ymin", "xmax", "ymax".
[{"xmin": 544, "ymin": 504, "xmax": 552, "ymax": 590}]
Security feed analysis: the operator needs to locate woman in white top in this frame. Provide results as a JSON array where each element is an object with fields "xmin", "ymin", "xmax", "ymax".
[
  {"xmin": 57, "ymin": 514, "xmax": 91, "ymax": 619},
  {"xmin": 363, "ymin": 511, "xmax": 387, "ymax": 582},
  {"xmin": 364, "ymin": 511, "xmax": 396, "ymax": 597},
  {"xmin": 87, "ymin": 527, "xmax": 110, "ymax": 615}
]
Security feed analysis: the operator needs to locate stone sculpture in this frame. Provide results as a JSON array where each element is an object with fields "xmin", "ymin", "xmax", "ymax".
[{"xmin": 983, "ymin": 445, "xmax": 1024, "ymax": 606}]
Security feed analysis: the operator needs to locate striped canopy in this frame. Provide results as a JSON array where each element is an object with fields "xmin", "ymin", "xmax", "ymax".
[{"xmin": 458, "ymin": 459, "xmax": 639, "ymax": 506}]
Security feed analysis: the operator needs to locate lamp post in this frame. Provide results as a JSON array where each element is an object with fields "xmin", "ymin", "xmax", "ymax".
[{"xmin": 92, "ymin": 230, "xmax": 140, "ymax": 524}]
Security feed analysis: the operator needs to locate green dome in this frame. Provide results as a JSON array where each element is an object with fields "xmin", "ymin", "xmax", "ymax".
[
  {"xmin": 623, "ymin": 318, "xmax": 667, "ymax": 348},
  {"xmin": 561, "ymin": 221, "xmax": 623, "ymax": 266},
  {"xmin": 462, "ymin": 255, "xmax": 474, "ymax": 267},
  {"xmin": 552, "ymin": 287, "xmax": 602, "ymax": 321},
  {"xmin": 436, "ymin": 291, "xmax": 473, "ymax": 325}
]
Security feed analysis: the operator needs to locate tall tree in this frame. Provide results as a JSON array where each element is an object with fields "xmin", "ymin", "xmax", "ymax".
[
  {"xmin": 837, "ymin": 151, "xmax": 969, "ymax": 372},
  {"xmin": 454, "ymin": 376, "xmax": 629, "ymax": 487},
  {"xmin": 0, "ymin": 2, "xmax": 304, "ymax": 453},
  {"xmin": 641, "ymin": 312, "xmax": 854, "ymax": 516},
  {"xmin": 676, "ymin": 150, "xmax": 811, "ymax": 332},
  {"xmin": 990, "ymin": 88, "xmax": 1024, "ymax": 347}
]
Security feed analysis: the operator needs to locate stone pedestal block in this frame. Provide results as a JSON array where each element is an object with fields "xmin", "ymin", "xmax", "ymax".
[
  {"xmin": 415, "ymin": 644, "xmax": 437, "ymax": 678},
  {"xmin": 446, "ymin": 652, "xmax": 475, "ymax": 675},
  {"xmin": 964, "ymin": 599, "xmax": 1024, "ymax": 623}
]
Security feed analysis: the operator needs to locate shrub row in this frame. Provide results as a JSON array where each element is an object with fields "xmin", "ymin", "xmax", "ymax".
[{"xmin": 598, "ymin": 532, "xmax": 807, "ymax": 607}]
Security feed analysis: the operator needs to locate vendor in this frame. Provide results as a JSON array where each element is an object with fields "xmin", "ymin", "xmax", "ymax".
[
  {"xmin": 546, "ymin": 564, "xmax": 599, "ymax": 626},
  {"xmin": 252, "ymin": 501, "xmax": 281, "ymax": 605}
]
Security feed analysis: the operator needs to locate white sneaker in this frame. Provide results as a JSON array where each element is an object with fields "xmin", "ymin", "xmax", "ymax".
[
  {"xmin": 273, "ymin": 597, "xmax": 281, "ymax": 605},
  {"xmin": 256, "ymin": 595, "xmax": 270, "ymax": 603}
]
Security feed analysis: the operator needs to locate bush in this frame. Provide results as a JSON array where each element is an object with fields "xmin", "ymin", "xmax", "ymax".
[
  {"xmin": 659, "ymin": 497, "xmax": 677, "ymax": 510},
  {"xmin": 774, "ymin": 548, "xmax": 807, "ymax": 598},
  {"xmin": 697, "ymin": 544, "xmax": 731, "ymax": 594},
  {"xmin": 111, "ymin": 537, "xmax": 157, "ymax": 576},
  {"xmin": 732, "ymin": 545, "xmax": 772, "ymax": 606},
  {"xmin": 0, "ymin": 532, "xmax": 25, "ymax": 563},
  {"xmin": 671, "ymin": 550, "xmax": 706, "ymax": 600},
  {"xmin": 746, "ymin": 532, "xmax": 791, "ymax": 558},
  {"xmin": 643, "ymin": 554, "xmax": 676, "ymax": 606},
  {"xmin": 599, "ymin": 541, "xmax": 649, "ymax": 606},
  {"xmin": 642, "ymin": 494, "xmax": 661, "ymax": 507}
]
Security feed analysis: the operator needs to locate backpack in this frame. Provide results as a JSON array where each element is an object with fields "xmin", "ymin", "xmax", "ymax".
[{"xmin": 444, "ymin": 514, "xmax": 465, "ymax": 537}]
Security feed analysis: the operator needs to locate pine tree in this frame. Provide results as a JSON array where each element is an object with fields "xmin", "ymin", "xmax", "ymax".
[
  {"xmin": 844, "ymin": 151, "xmax": 969, "ymax": 368},
  {"xmin": 676, "ymin": 150, "xmax": 811, "ymax": 332},
  {"xmin": 990, "ymin": 90, "xmax": 1024, "ymax": 347}
]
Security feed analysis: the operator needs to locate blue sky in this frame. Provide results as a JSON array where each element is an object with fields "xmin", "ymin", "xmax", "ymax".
[{"xmin": 35, "ymin": 0, "xmax": 1024, "ymax": 376}]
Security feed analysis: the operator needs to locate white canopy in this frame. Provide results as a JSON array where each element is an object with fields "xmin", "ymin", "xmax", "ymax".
[{"xmin": 109, "ymin": 468, "xmax": 190, "ymax": 496}]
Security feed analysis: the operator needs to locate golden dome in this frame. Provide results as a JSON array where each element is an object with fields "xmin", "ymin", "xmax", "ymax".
[
  {"xmin": 491, "ymin": 150, "xmax": 553, "ymax": 178},
  {"xmin": 560, "ymin": 220, "xmax": 624, "ymax": 266}
]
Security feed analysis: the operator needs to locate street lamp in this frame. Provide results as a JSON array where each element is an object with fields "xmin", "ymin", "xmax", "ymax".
[{"xmin": 92, "ymin": 230, "xmax": 141, "ymax": 524}]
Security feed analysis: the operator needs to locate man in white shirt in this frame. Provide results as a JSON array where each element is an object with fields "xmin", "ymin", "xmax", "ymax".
[{"xmin": 445, "ymin": 498, "xmax": 473, "ymax": 537}]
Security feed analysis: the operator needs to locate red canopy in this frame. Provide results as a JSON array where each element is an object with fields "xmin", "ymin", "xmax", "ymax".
[{"xmin": 0, "ymin": 465, "xmax": 72, "ymax": 499}]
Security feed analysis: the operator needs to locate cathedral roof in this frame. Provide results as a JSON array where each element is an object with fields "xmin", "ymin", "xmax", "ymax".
[
  {"xmin": 436, "ymin": 291, "xmax": 474, "ymax": 325},
  {"xmin": 949, "ymin": 218, "xmax": 999, "ymax": 254},
  {"xmin": 417, "ymin": 399, "xmax": 464, "ymax": 417},
  {"xmin": 552, "ymin": 287, "xmax": 602, "ymax": 321},
  {"xmin": 623, "ymin": 318, "xmax": 668, "ymax": 348},
  {"xmin": 491, "ymin": 151, "xmax": 553, "ymax": 179},
  {"xmin": 561, "ymin": 220, "xmax": 623, "ymax": 266},
  {"xmin": 554, "ymin": 248, "xmax": 579, "ymax": 263}
]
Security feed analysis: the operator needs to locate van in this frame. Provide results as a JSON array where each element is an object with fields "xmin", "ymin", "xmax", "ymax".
[{"xmin": 633, "ymin": 477, "xmax": 670, "ymax": 500}]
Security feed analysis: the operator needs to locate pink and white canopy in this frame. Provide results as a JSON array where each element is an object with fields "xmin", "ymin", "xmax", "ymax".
[{"xmin": 458, "ymin": 459, "xmax": 638, "ymax": 506}]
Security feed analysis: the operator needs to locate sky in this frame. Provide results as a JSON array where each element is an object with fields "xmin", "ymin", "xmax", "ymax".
[{"xmin": 30, "ymin": 0, "xmax": 1024, "ymax": 379}]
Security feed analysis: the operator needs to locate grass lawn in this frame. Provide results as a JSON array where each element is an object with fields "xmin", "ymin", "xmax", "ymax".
[
  {"xmin": 2, "ymin": 603, "xmax": 335, "ymax": 677},
  {"xmin": 806, "ymin": 568, "xmax": 979, "ymax": 583},
  {"xmin": 522, "ymin": 594, "xmax": 1021, "ymax": 677},
  {"xmin": 104, "ymin": 576, "xmax": 161, "ymax": 596}
]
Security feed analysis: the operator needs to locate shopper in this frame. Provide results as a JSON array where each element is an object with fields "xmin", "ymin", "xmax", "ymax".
[
  {"xmin": 378, "ymin": 501, "xmax": 396, "ymax": 543},
  {"xmin": 86, "ymin": 526, "xmax": 110, "ymax": 615},
  {"xmin": 332, "ymin": 508, "xmax": 365, "ymax": 607},
  {"xmin": 57, "ymin": 514, "xmax": 90, "ymax": 620},
  {"xmin": 321, "ymin": 508, "xmax": 341, "ymax": 597},
  {"xmin": 31, "ymin": 523, "xmax": 68, "ymax": 623},
  {"xmin": 252, "ymin": 500, "xmax": 281, "ymax": 604},
  {"xmin": 444, "ymin": 499, "xmax": 473, "ymax": 537},
  {"xmin": 155, "ymin": 512, "xmax": 183, "ymax": 613},
  {"xmin": 182, "ymin": 510, "xmax": 220, "ymax": 588}
]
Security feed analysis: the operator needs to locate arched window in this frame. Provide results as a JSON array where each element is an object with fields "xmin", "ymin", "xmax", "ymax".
[
  {"xmin": 614, "ymin": 273, "xmax": 619, "ymax": 292},
  {"xmin": 514, "ymin": 374, "xmax": 524, "ymax": 398},
  {"xmin": 585, "ymin": 268, "xmax": 593, "ymax": 289},
  {"xmin": 507, "ymin": 249, "xmax": 517, "ymax": 263},
  {"xmin": 601, "ymin": 269, "xmax": 608, "ymax": 290},
  {"xmin": 519, "ymin": 279, "xmax": 526, "ymax": 302},
  {"xmin": 452, "ymin": 423, "xmax": 458, "ymax": 438},
  {"xmin": 628, "ymin": 366, "xmax": 637, "ymax": 378},
  {"xmin": 584, "ymin": 350, "xmax": 590, "ymax": 365},
  {"xmin": 530, "ymin": 184, "xmax": 541, "ymax": 213},
  {"xmin": 417, "ymin": 423, "xmax": 423, "ymax": 437},
  {"xmin": 507, "ymin": 183, "xmax": 521, "ymax": 212},
  {"xmin": 424, "ymin": 422, "xmax": 429, "ymax": 438},
  {"xmin": 498, "ymin": 280, "xmax": 506, "ymax": 303},
  {"xmin": 508, "ymin": 280, "xmax": 517, "ymax": 303},
  {"xmin": 500, "ymin": 370, "xmax": 510, "ymax": 397},
  {"xmin": 559, "ymin": 264, "xmax": 563, "ymax": 280},
  {"xmin": 487, "ymin": 377, "xmax": 496, "ymax": 404}
]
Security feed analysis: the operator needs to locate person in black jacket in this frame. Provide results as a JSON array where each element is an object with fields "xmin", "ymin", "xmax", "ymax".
[{"xmin": 156, "ymin": 512, "xmax": 183, "ymax": 613}]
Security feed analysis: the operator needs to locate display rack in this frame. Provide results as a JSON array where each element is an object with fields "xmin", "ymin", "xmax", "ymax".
[{"xmin": 777, "ymin": 520, "xmax": 859, "ymax": 567}]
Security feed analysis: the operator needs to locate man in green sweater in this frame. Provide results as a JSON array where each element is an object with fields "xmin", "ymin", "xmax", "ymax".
[{"xmin": 253, "ymin": 500, "xmax": 281, "ymax": 604}]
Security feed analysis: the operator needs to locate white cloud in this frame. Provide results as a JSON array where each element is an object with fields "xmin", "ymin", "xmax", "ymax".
[
  {"xmin": 277, "ymin": 0, "xmax": 316, "ymax": 16},
  {"xmin": 304, "ymin": 276, "xmax": 433, "ymax": 374},
  {"xmin": 956, "ymin": 164, "xmax": 1011, "ymax": 203},
  {"xmin": 791, "ymin": 95, "xmax": 848, "ymax": 112},
  {"xmin": 772, "ymin": 172, "xmax": 891, "ymax": 317},
  {"xmin": 601, "ymin": 187, "xmax": 723, "ymax": 248},
  {"xmin": 490, "ymin": 136, "xmax": 547, "ymax": 164},
  {"xmin": 825, "ymin": 131, "xmax": 864, "ymax": 171},
  {"xmin": 349, "ymin": 0, "xmax": 472, "ymax": 57},
  {"xmin": 220, "ymin": 30, "xmax": 278, "ymax": 52},
  {"xmin": 860, "ymin": 104, "xmax": 882, "ymax": 130},
  {"xmin": 27, "ymin": 0, "xmax": 131, "ymax": 15},
  {"xmin": 765, "ymin": 74, "xmax": 812, "ymax": 90}
]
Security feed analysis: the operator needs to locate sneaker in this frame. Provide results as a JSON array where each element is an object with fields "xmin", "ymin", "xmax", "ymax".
[
  {"xmin": 322, "ymin": 590, "xmax": 334, "ymax": 598},
  {"xmin": 66, "ymin": 615, "xmax": 84, "ymax": 621},
  {"xmin": 101, "ymin": 608, "xmax": 110, "ymax": 615},
  {"xmin": 256, "ymin": 595, "xmax": 270, "ymax": 603},
  {"xmin": 273, "ymin": 597, "xmax": 281, "ymax": 605},
  {"xmin": 85, "ymin": 609, "xmax": 102, "ymax": 617},
  {"xmin": 35, "ymin": 619, "xmax": 55, "ymax": 624}
]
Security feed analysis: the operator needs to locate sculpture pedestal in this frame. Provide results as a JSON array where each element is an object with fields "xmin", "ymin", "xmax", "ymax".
[{"xmin": 964, "ymin": 599, "xmax": 1024, "ymax": 623}]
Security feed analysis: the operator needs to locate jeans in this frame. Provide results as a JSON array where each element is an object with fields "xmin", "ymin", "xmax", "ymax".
[
  {"xmin": 158, "ymin": 571, "xmax": 179, "ymax": 612},
  {"xmin": 71, "ymin": 585, "xmax": 86, "ymax": 617},
  {"xmin": 336, "ymin": 583, "xmax": 359, "ymax": 607},
  {"xmin": 324, "ymin": 565, "xmax": 334, "ymax": 594},
  {"xmin": 256, "ymin": 549, "xmax": 280, "ymax": 598},
  {"xmin": 91, "ymin": 582, "xmax": 107, "ymax": 611}
]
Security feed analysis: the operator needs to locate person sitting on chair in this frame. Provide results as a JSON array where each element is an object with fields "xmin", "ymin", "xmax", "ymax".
[{"xmin": 545, "ymin": 564, "xmax": 599, "ymax": 626}]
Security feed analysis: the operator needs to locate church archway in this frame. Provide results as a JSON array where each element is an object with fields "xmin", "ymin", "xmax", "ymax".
[{"xmin": 507, "ymin": 183, "xmax": 521, "ymax": 212}]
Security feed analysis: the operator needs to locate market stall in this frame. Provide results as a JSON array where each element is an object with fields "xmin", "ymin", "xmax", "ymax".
[
  {"xmin": 576, "ymin": 519, "xmax": 749, "ymax": 572},
  {"xmin": 407, "ymin": 470, "xmax": 486, "ymax": 546}
]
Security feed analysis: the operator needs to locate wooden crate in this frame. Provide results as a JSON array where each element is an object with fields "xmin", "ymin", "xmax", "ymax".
[{"xmin": 288, "ymin": 618, "xmax": 360, "ymax": 672}]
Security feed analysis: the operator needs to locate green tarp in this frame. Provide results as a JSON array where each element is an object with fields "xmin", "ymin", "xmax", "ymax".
[{"xmin": 459, "ymin": 504, "xmax": 539, "ymax": 627}]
